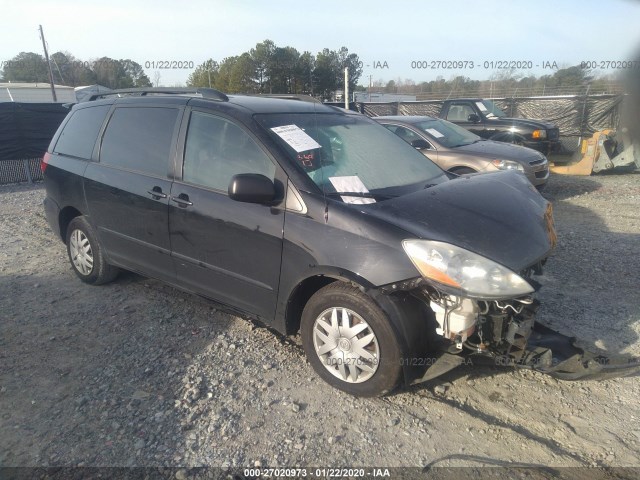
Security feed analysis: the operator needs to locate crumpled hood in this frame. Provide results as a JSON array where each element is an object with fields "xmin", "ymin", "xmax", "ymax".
[
  {"xmin": 364, "ymin": 171, "xmax": 555, "ymax": 272},
  {"xmin": 454, "ymin": 140, "xmax": 544, "ymax": 162}
]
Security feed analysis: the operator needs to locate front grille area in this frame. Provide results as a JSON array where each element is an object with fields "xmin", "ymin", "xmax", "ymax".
[
  {"xmin": 548, "ymin": 128, "xmax": 559, "ymax": 141},
  {"xmin": 535, "ymin": 169, "xmax": 549, "ymax": 178},
  {"xmin": 529, "ymin": 157, "xmax": 547, "ymax": 166}
]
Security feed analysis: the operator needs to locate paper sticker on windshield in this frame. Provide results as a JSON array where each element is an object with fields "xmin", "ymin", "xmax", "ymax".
[
  {"xmin": 328, "ymin": 176, "xmax": 376, "ymax": 205},
  {"xmin": 475, "ymin": 102, "xmax": 488, "ymax": 112},
  {"xmin": 425, "ymin": 128, "xmax": 444, "ymax": 138},
  {"xmin": 271, "ymin": 125, "xmax": 322, "ymax": 153}
]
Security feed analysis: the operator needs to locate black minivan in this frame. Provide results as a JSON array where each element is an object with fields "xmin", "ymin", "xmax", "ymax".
[{"xmin": 42, "ymin": 88, "xmax": 578, "ymax": 396}]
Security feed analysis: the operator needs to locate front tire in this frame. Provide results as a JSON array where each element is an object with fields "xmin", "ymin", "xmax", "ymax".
[
  {"xmin": 301, "ymin": 282, "xmax": 403, "ymax": 397},
  {"xmin": 66, "ymin": 216, "xmax": 119, "ymax": 285}
]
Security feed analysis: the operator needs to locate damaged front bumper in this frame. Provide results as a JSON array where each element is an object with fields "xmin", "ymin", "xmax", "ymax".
[
  {"xmin": 412, "ymin": 321, "xmax": 640, "ymax": 384},
  {"xmin": 410, "ymin": 291, "xmax": 640, "ymax": 384},
  {"xmin": 519, "ymin": 322, "xmax": 640, "ymax": 381}
]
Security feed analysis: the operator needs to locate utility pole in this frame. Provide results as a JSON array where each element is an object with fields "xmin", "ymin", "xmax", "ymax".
[
  {"xmin": 39, "ymin": 25, "xmax": 57, "ymax": 102},
  {"xmin": 344, "ymin": 67, "xmax": 349, "ymax": 110}
]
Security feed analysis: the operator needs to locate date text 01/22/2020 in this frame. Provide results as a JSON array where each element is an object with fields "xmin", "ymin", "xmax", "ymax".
[{"xmin": 144, "ymin": 60, "xmax": 195, "ymax": 69}]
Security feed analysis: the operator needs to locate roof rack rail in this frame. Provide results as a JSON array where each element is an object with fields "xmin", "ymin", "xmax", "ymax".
[
  {"xmin": 253, "ymin": 94, "xmax": 321, "ymax": 104},
  {"xmin": 87, "ymin": 87, "xmax": 229, "ymax": 102}
]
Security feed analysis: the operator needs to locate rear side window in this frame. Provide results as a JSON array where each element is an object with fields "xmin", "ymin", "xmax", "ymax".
[
  {"xmin": 100, "ymin": 107, "xmax": 179, "ymax": 177},
  {"xmin": 53, "ymin": 105, "xmax": 110, "ymax": 159}
]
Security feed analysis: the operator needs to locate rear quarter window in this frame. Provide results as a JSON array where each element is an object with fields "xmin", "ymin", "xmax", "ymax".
[
  {"xmin": 53, "ymin": 105, "xmax": 110, "ymax": 159},
  {"xmin": 100, "ymin": 107, "xmax": 179, "ymax": 177}
]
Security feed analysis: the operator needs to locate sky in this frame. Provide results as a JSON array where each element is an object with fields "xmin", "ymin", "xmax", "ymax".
[{"xmin": 1, "ymin": 0, "xmax": 640, "ymax": 87}]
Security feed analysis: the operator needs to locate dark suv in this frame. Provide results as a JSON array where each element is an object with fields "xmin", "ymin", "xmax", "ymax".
[
  {"xmin": 438, "ymin": 99, "xmax": 561, "ymax": 154},
  {"xmin": 42, "ymin": 88, "xmax": 568, "ymax": 396}
]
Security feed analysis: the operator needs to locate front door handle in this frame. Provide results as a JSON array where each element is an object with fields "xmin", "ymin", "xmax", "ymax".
[
  {"xmin": 147, "ymin": 186, "xmax": 167, "ymax": 199},
  {"xmin": 171, "ymin": 194, "xmax": 193, "ymax": 207}
]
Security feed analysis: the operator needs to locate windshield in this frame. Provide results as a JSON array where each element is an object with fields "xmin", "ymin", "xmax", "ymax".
[
  {"xmin": 256, "ymin": 113, "xmax": 447, "ymax": 201},
  {"xmin": 480, "ymin": 100, "xmax": 507, "ymax": 118},
  {"xmin": 414, "ymin": 118, "xmax": 481, "ymax": 148}
]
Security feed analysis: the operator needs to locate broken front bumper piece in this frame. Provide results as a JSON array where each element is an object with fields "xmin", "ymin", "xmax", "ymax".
[
  {"xmin": 413, "ymin": 322, "xmax": 640, "ymax": 384},
  {"xmin": 518, "ymin": 322, "xmax": 640, "ymax": 380}
]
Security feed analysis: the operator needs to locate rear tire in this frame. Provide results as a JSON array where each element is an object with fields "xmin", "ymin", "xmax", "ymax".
[
  {"xmin": 66, "ymin": 216, "xmax": 119, "ymax": 285},
  {"xmin": 301, "ymin": 282, "xmax": 403, "ymax": 397}
]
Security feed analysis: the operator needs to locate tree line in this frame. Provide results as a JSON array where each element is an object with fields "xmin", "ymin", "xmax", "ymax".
[
  {"xmin": 373, "ymin": 66, "xmax": 621, "ymax": 98},
  {"xmin": 186, "ymin": 40, "xmax": 363, "ymax": 100},
  {"xmin": 0, "ymin": 40, "xmax": 364, "ymax": 100},
  {"xmin": 0, "ymin": 51, "xmax": 151, "ymax": 89},
  {"xmin": 1, "ymin": 45, "xmax": 622, "ymax": 99}
]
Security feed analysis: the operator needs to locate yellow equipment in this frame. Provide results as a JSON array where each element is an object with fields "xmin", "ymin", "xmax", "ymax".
[{"xmin": 550, "ymin": 129, "xmax": 639, "ymax": 175}]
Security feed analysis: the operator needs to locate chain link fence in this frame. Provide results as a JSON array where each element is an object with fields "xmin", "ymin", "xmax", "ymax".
[
  {"xmin": 412, "ymin": 83, "xmax": 625, "ymax": 100},
  {"xmin": 0, "ymin": 158, "xmax": 44, "ymax": 185},
  {"xmin": 0, "ymin": 102, "xmax": 68, "ymax": 185},
  {"xmin": 0, "ymin": 93, "xmax": 626, "ymax": 185},
  {"xmin": 356, "ymin": 93, "xmax": 624, "ymax": 153}
]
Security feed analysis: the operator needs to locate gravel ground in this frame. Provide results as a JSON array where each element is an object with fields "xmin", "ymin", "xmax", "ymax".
[{"xmin": 1, "ymin": 171, "xmax": 639, "ymax": 474}]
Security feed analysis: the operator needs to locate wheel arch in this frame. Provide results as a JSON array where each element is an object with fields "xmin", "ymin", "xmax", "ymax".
[
  {"xmin": 284, "ymin": 268, "xmax": 376, "ymax": 336},
  {"xmin": 285, "ymin": 271, "xmax": 437, "ymax": 386},
  {"xmin": 59, "ymin": 206, "xmax": 84, "ymax": 244},
  {"xmin": 448, "ymin": 164, "xmax": 477, "ymax": 172}
]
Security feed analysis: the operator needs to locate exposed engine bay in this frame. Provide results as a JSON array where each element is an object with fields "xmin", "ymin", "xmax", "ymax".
[{"xmin": 428, "ymin": 290, "xmax": 536, "ymax": 359}]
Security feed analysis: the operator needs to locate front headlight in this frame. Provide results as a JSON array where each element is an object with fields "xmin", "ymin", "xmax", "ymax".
[
  {"xmin": 402, "ymin": 239, "xmax": 534, "ymax": 298},
  {"xmin": 492, "ymin": 159, "xmax": 524, "ymax": 172},
  {"xmin": 532, "ymin": 129, "xmax": 547, "ymax": 139}
]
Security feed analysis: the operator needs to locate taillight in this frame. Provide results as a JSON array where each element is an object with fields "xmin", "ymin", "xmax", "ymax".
[{"xmin": 41, "ymin": 152, "xmax": 51, "ymax": 173}]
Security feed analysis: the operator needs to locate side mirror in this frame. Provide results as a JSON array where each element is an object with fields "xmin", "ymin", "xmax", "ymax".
[
  {"xmin": 410, "ymin": 139, "xmax": 431, "ymax": 150},
  {"xmin": 468, "ymin": 113, "xmax": 480, "ymax": 123},
  {"xmin": 228, "ymin": 173, "xmax": 276, "ymax": 204}
]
